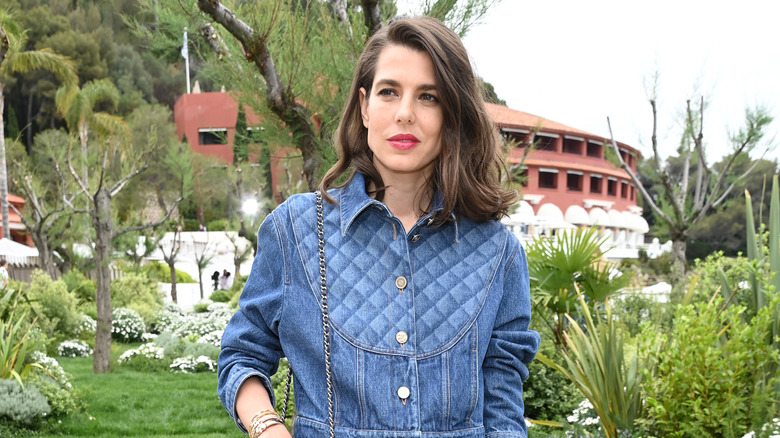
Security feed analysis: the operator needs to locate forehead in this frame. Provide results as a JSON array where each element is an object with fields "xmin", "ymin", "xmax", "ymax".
[{"xmin": 372, "ymin": 44, "xmax": 437, "ymax": 86}]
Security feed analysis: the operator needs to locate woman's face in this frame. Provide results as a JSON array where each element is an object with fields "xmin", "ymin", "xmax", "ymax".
[{"xmin": 359, "ymin": 44, "xmax": 443, "ymax": 184}]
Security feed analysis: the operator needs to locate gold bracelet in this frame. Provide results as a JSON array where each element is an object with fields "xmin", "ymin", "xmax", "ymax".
[{"xmin": 249, "ymin": 410, "xmax": 284, "ymax": 438}]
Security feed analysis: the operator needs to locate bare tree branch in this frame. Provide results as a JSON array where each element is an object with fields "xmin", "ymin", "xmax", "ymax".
[
  {"xmin": 196, "ymin": 0, "xmax": 320, "ymax": 190},
  {"xmin": 607, "ymin": 117, "xmax": 672, "ymax": 226}
]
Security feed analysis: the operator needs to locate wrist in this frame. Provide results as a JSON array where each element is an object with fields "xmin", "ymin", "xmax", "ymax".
[{"xmin": 249, "ymin": 410, "xmax": 285, "ymax": 438}]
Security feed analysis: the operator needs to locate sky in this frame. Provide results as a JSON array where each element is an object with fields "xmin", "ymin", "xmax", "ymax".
[{"xmin": 401, "ymin": 0, "xmax": 780, "ymax": 163}]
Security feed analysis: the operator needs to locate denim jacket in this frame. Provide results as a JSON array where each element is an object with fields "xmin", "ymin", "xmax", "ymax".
[{"xmin": 218, "ymin": 173, "xmax": 540, "ymax": 437}]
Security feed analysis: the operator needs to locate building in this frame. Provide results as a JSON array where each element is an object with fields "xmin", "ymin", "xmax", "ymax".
[
  {"xmin": 174, "ymin": 91, "xmax": 651, "ymax": 259},
  {"xmin": 486, "ymin": 103, "xmax": 650, "ymax": 259},
  {"xmin": 0, "ymin": 193, "xmax": 33, "ymax": 246}
]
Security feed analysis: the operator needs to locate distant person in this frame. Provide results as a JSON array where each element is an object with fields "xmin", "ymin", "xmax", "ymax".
[
  {"xmin": 211, "ymin": 270, "xmax": 221, "ymax": 291},
  {"xmin": 0, "ymin": 259, "xmax": 8, "ymax": 288},
  {"xmin": 199, "ymin": 223, "xmax": 207, "ymax": 231},
  {"xmin": 219, "ymin": 269, "xmax": 231, "ymax": 290}
]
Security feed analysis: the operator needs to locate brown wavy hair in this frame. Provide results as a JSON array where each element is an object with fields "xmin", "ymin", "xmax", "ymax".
[{"xmin": 319, "ymin": 16, "xmax": 516, "ymax": 223}]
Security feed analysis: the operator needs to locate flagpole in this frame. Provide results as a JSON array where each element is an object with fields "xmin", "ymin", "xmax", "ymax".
[{"xmin": 183, "ymin": 27, "xmax": 191, "ymax": 94}]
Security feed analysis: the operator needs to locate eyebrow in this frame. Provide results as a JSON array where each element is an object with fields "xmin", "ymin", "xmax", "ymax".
[{"xmin": 374, "ymin": 78, "xmax": 438, "ymax": 92}]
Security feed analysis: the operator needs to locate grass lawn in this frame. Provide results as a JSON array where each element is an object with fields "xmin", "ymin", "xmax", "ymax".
[{"xmin": 35, "ymin": 353, "xmax": 239, "ymax": 437}]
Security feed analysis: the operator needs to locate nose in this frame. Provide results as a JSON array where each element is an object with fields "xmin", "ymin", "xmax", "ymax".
[{"xmin": 395, "ymin": 95, "xmax": 415, "ymax": 125}]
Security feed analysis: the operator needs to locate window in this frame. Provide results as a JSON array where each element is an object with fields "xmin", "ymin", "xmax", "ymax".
[
  {"xmin": 198, "ymin": 128, "xmax": 228, "ymax": 145},
  {"xmin": 607, "ymin": 177, "xmax": 617, "ymax": 196},
  {"xmin": 534, "ymin": 133, "xmax": 558, "ymax": 152},
  {"xmin": 567, "ymin": 171, "xmax": 583, "ymax": 191},
  {"xmin": 563, "ymin": 136, "xmax": 583, "ymax": 155},
  {"xmin": 621, "ymin": 180, "xmax": 629, "ymax": 198},
  {"xmin": 502, "ymin": 128, "xmax": 530, "ymax": 148},
  {"xmin": 538, "ymin": 168, "xmax": 558, "ymax": 188},
  {"xmin": 587, "ymin": 140, "xmax": 602, "ymax": 158},
  {"xmin": 590, "ymin": 174, "xmax": 602, "ymax": 193}
]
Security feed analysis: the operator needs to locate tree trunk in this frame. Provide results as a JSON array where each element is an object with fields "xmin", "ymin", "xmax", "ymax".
[
  {"xmin": 93, "ymin": 187, "xmax": 114, "ymax": 373},
  {"xmin": 197, "ymin": 265, "xmax": 204, "ymax": 299},
  {"xmin": 0, "ymin": 85, "xmax": 10, "ymax": 239},
  {"xmin": 168, "ymin": 260, "xmax": 178, "ymax": 303},
  {"xmin": 28, "ymin": 227, "xmax": 59, "ymax": 278},
  {"xmin": 671, "ymin": 239, "xmax": 687, "ymax": 280}
]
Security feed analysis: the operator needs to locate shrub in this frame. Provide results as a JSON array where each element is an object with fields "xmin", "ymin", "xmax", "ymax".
[
  {"xmin": 193, "ymin": 300, "xmax": 212, "ymax": 313},
  {"xmin": 205, "ymin": 218, "xmax": 229, "ymax": 231},
  {"xmin": 26, "ymin": 270, "xmax": 81, "ymax": 339},
  {"xmin": 140, "ymin": 261, "xmax": 197, "ymax": 284},
  {"xmin": 28, "ymin": 352, "xmax": 82, "ymax": 418},
  {"xmin": 523, "ymin": 341, "xmax": 581, "ymax": 422},
  {"xmin": 209, "ymin": 289, "xmax": 231, "ymax": 303},
  {"xmin": 57, "ymin": 339, "xmax": 93, "ymax": 358},
  {"xmin": 169, "ymin": 355, "xmax": 217, "ymax": 373},
  {"xmin": 641, "ymin": 296, "xmax": 780, "ymax": 437},
  {"xmin": 111, "ymin": 273, "xmax": 165, "ymax": 329},
  {"xmin": 60, "ymin": 268, "xmax": 96, "ymax": 303},
  {"xmin": 0, "ymin": 379, "xmax": 50, "ymax": 425},
  {"xmin": 111, "ymin": 308, "xmax": 145, "ymax": 342},
  {"xmin": 118, "ymin": 342, "xmax": 169, "ymax": 372},
  {"xmin": 75, "ymin": 314, "xmax": 97, "ymax": 336}
]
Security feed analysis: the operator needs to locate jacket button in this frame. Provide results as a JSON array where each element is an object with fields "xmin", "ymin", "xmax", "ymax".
[
  {"xmin": 397, "ymin": 386, "xmax": 410, "ymax": 404},
  {"xmin": 395, "ymin": 331, "xmax": 408, "ymax": 345},
  {"xmin": 427, "ymin": 217, "xmax": 435, "ymax": 226},
  {"xmin": 410, "ymin": 234, "xmax": 421, "ymax": 242},
  {"xmin": 395, "ymin": 276, "xmax": 407, "ymax": 290}
]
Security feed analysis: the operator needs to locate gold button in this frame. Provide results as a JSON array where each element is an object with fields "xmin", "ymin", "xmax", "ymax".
[
  {"xmin": 410, "ymin": 234, "xmax": 421, "ymax": 242},
  {"xmin": 395, "ymin": 331, "xmax": 408, "ymax": 345},
  {"xmin": 397, "ymin": 386, "xmax": 410, "ymax": 400},
  {"xmin": 395, "ymin": 276, "xmax": 407, "ymax": 290}
]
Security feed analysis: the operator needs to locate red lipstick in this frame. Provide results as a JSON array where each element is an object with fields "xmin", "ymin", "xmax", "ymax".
[{"xmin": 387, "ymin": 133, "xmax": 420, "ymax": 150}]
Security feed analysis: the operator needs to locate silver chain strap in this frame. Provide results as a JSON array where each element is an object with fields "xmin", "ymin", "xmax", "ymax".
[
  {"xmin": 316, "ymin": 190, "xmax": 336, "ymax": 438},
  {"xmin": 278, "ymin": 191, "xmax": 334, "ymax": 438}
]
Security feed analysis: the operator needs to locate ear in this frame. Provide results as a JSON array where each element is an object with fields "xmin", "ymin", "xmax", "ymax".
[{"xmin": 359, "ymin": 87, "xmax": 369, "ymax": 128}]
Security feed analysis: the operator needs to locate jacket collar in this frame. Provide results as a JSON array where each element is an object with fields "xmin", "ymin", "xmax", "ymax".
[{"xmin": 337, "ymin": 172, "xmax": 458, "ymax": 240}]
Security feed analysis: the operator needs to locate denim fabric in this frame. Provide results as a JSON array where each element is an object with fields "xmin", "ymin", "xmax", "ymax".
[{"xmin": 218, "ymin": 173, "xmax": 540, "ymax": 437}]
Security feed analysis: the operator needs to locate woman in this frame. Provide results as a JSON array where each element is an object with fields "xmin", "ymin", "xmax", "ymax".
[{"xmin": 218, "ymin": 16, "xmax": 540, "ymax": 438}]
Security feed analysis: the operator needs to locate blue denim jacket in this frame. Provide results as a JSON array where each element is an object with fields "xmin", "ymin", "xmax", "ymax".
[{"xmin": 218, "ymin": 173, "xmax": 540, "ymax": 437}]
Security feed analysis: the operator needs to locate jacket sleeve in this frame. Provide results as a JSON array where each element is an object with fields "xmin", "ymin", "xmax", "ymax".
[
  {"xmin": 217, "ymin": 208, "xmax": 289, "ymax": 433},
  {"xmin": 483, "ymin": 240, "xmax": 540, "ymax": 437}
]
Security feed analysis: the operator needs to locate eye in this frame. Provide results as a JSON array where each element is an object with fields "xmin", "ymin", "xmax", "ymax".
[
  {"xmin": 377, "ymin": 88, "xmax": 396, "ymax": 97},
  {"xmin": 420, "ymin": 93, "xmax": 439, "ymax": 103}
]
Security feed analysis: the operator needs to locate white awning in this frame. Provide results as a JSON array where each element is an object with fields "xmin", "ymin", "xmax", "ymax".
[
  {"xmin": 589, "ymin": 207, "xmax": 610, "ymax": 226},
  {"xmin": 565, "ymin": 205, "xmax": 591, "ymax": 225},
  {"xmin": 536, "ymin": 203, "xmax": 564, "ymax": 221},
  {"xmin": 0, "ymin": 238, "xmax": 39, "ymax": 266},
  {"xmin": 607, "ymin": 209, "xmax": 625, "ymax": 228}
]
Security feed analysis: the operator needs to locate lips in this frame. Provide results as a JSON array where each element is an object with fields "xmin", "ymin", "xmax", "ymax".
[{"xmin": 387, "ymin": 133, "xmax": 420, "ymax": 150}]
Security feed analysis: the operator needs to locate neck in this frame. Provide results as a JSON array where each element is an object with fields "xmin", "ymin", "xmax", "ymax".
[{"xmin": 371, "ymin": 173, "xmax": 432, "ymax": 233}]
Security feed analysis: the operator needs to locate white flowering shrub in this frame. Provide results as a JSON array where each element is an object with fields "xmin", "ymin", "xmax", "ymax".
[
  {"xmin": 565, "ymin": 399, "xmax": 601, "ymax": 436},
  {"xmin": 153, "ymin": 308, "xmax": 185, "ymax": 334},
  {"xmin": 141, "ymin": 332, "xmax": 158, "ymax": 342},
  {"xmin": 111, "ymin": 307, "xmax": 145, "ymax": 342},
  {"xmin": 57, "ymin": 339, "xmax": 93, "ymax": 358},
  {"xmin": 169, "ymin": 355, "xmax": 216, "ymax": 373},
  {"xmin": 118, "ymin": 343, "xmax": 168, "ymax": 372},
  {"xmin": 30, "ymin": 351, "xmax": 72, "ymax": 390},
  {"xmin": 196, "ymin": 330, "xmax": 224, "ymax": 348},
  {"xmin": 743, "ymin": 418, "xmax": 780, "ymax": 438},
  {"xmin": 74, "ymin": 314, "xmax": 97, "ymax": 335}
]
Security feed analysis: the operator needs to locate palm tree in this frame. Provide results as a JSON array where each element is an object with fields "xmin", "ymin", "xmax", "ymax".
[
  {"xmin": 0, "ymin": 9, "xmax": 77, "ymax": 239},
  {"xmin": 526, "ymin": 226, "xmax": 634, "ymax": 346},
  {"xmin": 55, "ymin": 78, "xmax": 123, "ymax": 189}
]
